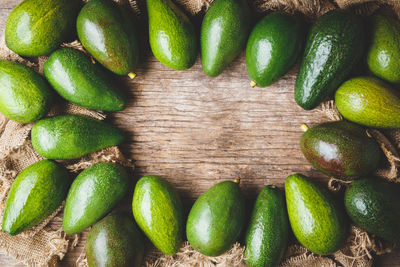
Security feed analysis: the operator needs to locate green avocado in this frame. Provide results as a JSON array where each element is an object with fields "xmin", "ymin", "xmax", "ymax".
[
  {"xmin": 294, "ymin": 10, "xmax": 365, "ymax": 110},
  {"xmin": 132, "ymin": 175, "xmax": 184, "ymax": 255},
  {"xmin": 367, "ymin": 14, "xmax": 400, "ymax": 84},
  {"xmin": 186, "ymin": 179, "xmax": 245, "ymax": 257},
  {"xmin": 86, "ymin": 213, "xmax": 145, "ymax": 267},
  {"xmin": 77, "ymin": 0, "xmax": 140, "ymax": 76},
  {"xmin": 344, "ymin": 177, "xmax": 400, "ymax": 245},
  {"xmin": 147, "ymin": 0, "xmax": 197, "ymax": 70},
  {"xmin": 31, "ymin": 114, "xmax": 124, "ymax": 160},
  {"xmin": 201, "ymin": 0, "xmax": 251, "ymax": 77},
  {"xmin": 5, "ymin": 0, "xmax": 81, "ymax": 56},
  {"xmin": 0, "ymin": 60, "xmax": 53, "ymax": 123},
  {"xmin": 300, "ymin": 121, "xmax": 381, "ymax": 180},
  {"xmin": 246, "ymin": 12, "xmax": 305, "ymax": 87},
  {"xmin": 335, "ymin": 76, "xmax": 400, "ymax": 129},
  {"xmin": 63, "ymin": 163, "xmax": 129, "ymax": 234},
  {"xmin": 244, "ymin": 185, "xmax": 289, "ymax": 267},
  {"xmin": 44, "ymin": 48, "xmax": 125, "ymax": 111},
  {"xmin": 285, "ymin": 174, "xmax": 347, "ymax": 255},
  {"xmin": 2, "ymin": 160, "xmax": 70, "ymax": 236}
]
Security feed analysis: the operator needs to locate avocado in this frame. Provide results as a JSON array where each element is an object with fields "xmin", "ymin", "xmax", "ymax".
[
  {"xmin": 344, "ymin": 177, "xmax": 400, "ymax": 245},
  {"xmin": 77, "ymin": 0, "xmax": 140, "ymax": 76},
  {"xmin": 86, "ymin": 213, "xmax": 145, "ymax": 267},
  {"xmin": 44, "ymin": 48, "xmax": 125, "ymax": 111},
  {"xmin": 2, "ymin": 160, "xmax": 70, "ymax": 236},
  {"xmin": 294, "ymin": 10, "xmax": 365, "ymax": 110},
  {"xmin": 246, "ymin": 12, "xmax": 305, "ymax": 87},
  {"xmin": 31, "ymin": 114, "xmax": 123, "ymax": 160},
  {"xmin": 5, "ymin": 0, "xmax": 81, "ymax": 56},
  {"xmin": 147, "ymin": 0, "xmax": 197, "ymax": 70},
  {"xmin": 0, "ymin": 60, "xmax": 53, "ymax": 123},
  {"xmin": 285, "ymin": 174, "xmax": 347, "ymax": 255},
  {"xmin": 335, "ymin": 76, "xmax": 400, "ymax": 129},
  {"xmin": 132, "ymin": 175, "xmax": 183, "ymax": 255},
  {"xmin": 367, "ymin": 14, "xmax": 400, "ymax": 84},
  {"xmin": 186, "ymin": 179, "xmax": 245, "ymax": 257},
  {"xmin": 63, "ymin": 163, "xmax": 129, "ymax": 234},
  {"xmin": 300, "ymin": 121, "xmax": 381, "ymax": 180},
  {"xmin": 201, "ymin": 0, "xmax": 251, "ymax": 77},
  {"xmin": 244, "ymin": 185, "xmax": 289, "ymax": 267}
]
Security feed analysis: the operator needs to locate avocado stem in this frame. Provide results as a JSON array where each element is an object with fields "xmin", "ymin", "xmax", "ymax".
[
  {"xmin": 233, "ymin": 177, "xmax": 240, "ymax": 184},
  {"xmin": 250, "ymin": 81, "xmax": 257, "ymax": 88},
  {"xmin": 128, "ymin": 72, "xmax": 137, "ymax": 79},
  {"xmin": 300, "ymin": 123, "xmax": 309, "ymax": 132}
]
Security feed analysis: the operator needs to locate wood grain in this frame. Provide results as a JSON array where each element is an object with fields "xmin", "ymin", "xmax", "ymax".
[{"xmin": 0, "ymin": 0, "xmax": 399, "ymax": 266}]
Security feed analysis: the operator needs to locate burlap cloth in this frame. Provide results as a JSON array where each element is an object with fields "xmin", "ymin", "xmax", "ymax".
[{"xmin": 1, "ymin": 0, "xmax": 400, "ymax": 266}]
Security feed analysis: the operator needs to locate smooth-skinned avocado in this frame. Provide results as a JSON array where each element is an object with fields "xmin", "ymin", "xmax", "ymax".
[
  {"xmin": 132, "ymin": 175, "xmax": 184, "ymax": 255},
  {"xmin": 5, "ymin": 0, "xmax": 81, "ymax": 56},
  {"xmin": 344, "ymin": 177, "xmax": 400, "ymax": 245},
  {"xmin": 31, "ymin": 114, "xmax": 124, "ymax": 160},
  {"xmin": 86, "ymin": 213, "xmax": 145, "ymax": 267},
  {"xmin": 335, "ymin": 76, "xmax": 400, "ymax": 129},
  {"xmin": 295, "ymin": 10, "xmax": 365, "ymax": 110},
  {"xmin": 44, "ymin": 48, "xmax": 126, "ymax": 111},
  {"xmin": 244, "ymin": 185, "xmax": 289, "ymax": 267},
  {"xmin": 63, "ymin": 163, "xmax": 129, "ymax": 234},
  {"xmin": 201, "ymin": 0, "xmax": 251, "ymax": 77},
  {"xmin": 186, "ymin": 178, "xmax": 245, "ymax": 257},
  {"xmin": 300, "ymin": 121, "xmax": 381, "ymax": 180},
  {"xmin": 77, "ymin": 0, "xmax": 140, "ymax": 76},
  {"xmin": 2, "ymin": 160, "xmax": 70, "ymax": 236},
  {"xmin": 246, "ymin": 12, "xmax": 305, "ymax": 87},
  {"xmin": 147, "ymin": 0, "xmax": 197, "ymax": 70},
  {"xmin": 285, "ymin": 174, "xmax": 347, "ymax": 255}
]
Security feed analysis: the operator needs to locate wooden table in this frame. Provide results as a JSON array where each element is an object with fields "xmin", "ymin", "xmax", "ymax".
[{"xmin": 0, "ymin": 0, "xmax": 399, "ymax": 266}]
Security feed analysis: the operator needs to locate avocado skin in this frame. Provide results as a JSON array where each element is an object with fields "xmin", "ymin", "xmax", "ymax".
[
  {"xmin": 367, "ymin": 14, "xmax": 400, "ymax": 84},
  {"xmin": 285, "ymin": 174, "xmax": 347, "ymax": 255},
  {"xmin": 77, "ymin": 0, "xmax": 140, "ymax": 75},
  {"xmin": 335, "ymin": 76, "xmax": 400, "ymax": 129},
  {"xmin": 44, "ymin": 48, "xmax": 125, "ymax": 111},
  {"xmin": 0, "ymin": 60, "xmax": 53, "ymax": 123},
  {"xmin": 244, "ymin": 185, "xmax": 289, "ymax": 267},
  {"xmin": 300, "ymin": 121, "xmax": 381, "ymax": 181},
  {"xmin": 147, "ymin": 0, "xmax": 197, "ymax": 70},
  {"xmin": 295, "ymin": 10, "xmax": 365, "ymax": 110},
  {"xmin": 246, "ymin": 12, "xmax": 305, "ymax": 87},
  {"xmin": 201, "ymin": 0, "xmax": 251, "ymax": 77},
  {"xmin": 63, "ymin": 163, "xmax": 129, "ymax": 234},
  {"xmin": 186, "ymin": 180, "xmax": 245, "ymax": 257},
  {"xmin": 344, "ymin": 178, "xmax": 400, "ymax": 245},
  {"xmin": 31, "ymin": 114, "xmax": 124, "ymax": 160},
  {"xmin": 5, "ymin": 0, "xmax": 81, "ymax": 57},
  {"xmin": 132, "ymin": 175, "xmax": 184, "ymax": 255},
  {"xmin": 86, "ymin": 213, "xmax": 145, "ymax": 267},
  {"xmin": 2, "ymin": 160, "xmax": 70, "ymax": 236}
]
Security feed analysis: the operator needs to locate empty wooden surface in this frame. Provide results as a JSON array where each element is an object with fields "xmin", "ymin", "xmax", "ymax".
[{"xmin": 0, "ymin": 0, "xmax": 399, "ymax": 266}]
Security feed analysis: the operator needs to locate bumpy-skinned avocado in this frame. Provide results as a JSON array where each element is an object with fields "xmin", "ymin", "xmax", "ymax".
[
  {"xmin": 285, "ymin": 174, "xmax": 347, "ymax": 255},
  {"xmin": 77, "ymin": 0, "xmax": 140, "ymax": 76},
  {"xmin": 63, "ymin": 163, "xmax": 129, "ymax": 234},
  {"xmin": 244, "ymin": 185, "xmax": 289, "ymax": 267},
  {"xmin": 300, "ymin": 121, "xmax": 381, "ymax": 180},
  {"xmin": 246, "ymin": 12, "xmax": 305, "ymax": 87},
  {"xmin": 335, "ymin": 76, "xmax": 400, "ymax": 129},
  {"xmin": 44, "ymin": 48, "xmax": 125, "ymax": 111},
  {"xmin": 86, "ymin": 213, "xmax": 145, "ymax": 267},
  {"xmin": 295, "ymin": 10, "xmax": 365, "ymax": 110},
  {"xmin": 186, "ymin": 179, "xmax": 245, "ymax": 257},
  {"xmin": 201, "ymin": 0, "xmax": 251, "ymax": 77},
  {"xmin": 132, "ymin": 175, "xmax": 184, "ymax": 255},
  {"xmin": 2, "ymin": 160, "xmax": 70, "ymax": 236},
  {"xmin": 5, "ymin": 0, "xmax": 81, "ymax": 56},
  {"xmin": 31, "ymin": 114, "xmax": 124, "ymax": 160},
  {"xmin": 147, "ymin": 0, "xmax": 197, "ymax": 70}
]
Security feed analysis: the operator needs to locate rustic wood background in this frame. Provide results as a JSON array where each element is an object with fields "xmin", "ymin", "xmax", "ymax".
[{"xmin": 0, "ymin": 0, "xmax": 399, "ymax": 266}]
